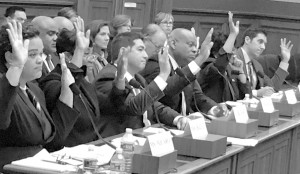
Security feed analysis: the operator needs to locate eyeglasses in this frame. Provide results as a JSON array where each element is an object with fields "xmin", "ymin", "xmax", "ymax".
[{"xmin": 160, "ymin": 21, "xmax": 173, "ymax": 26}]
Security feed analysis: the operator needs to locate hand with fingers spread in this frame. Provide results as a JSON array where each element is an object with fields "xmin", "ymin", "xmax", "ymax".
[
  {"xmin": 223, "ymin": 11, "xmax": 239, "ymax": 53},
  {"xmin": 194, "ymin": 28, "xmax": 214, "ymax": 67},
  {"xmin": 6, "ymin": 21, "xmax": 29, "ymax": 68},
  {"xmin": 59, "ymin": 53, "xmax": 74, "ymax": 108},
  {"xmin": 72, "ymin": 16, "xmax": 91, "ymax": 68},
  {"xmin": 74, "ymin": 16, "xmax": 91, "ymax": 51},
  {"xmin": 228, "ymin": 11, "xmax": 239, "ymax": 36},
  {"xmin": 158, "ymin": 43, "xmax": 171, "ymax": 81},
  {"xmin": 115, "ymin": 47, "xmax": 129, "ymax": 90},
  {"xmin": 280, "ymin": 38, "xmax": 293, "ymax": 63}
]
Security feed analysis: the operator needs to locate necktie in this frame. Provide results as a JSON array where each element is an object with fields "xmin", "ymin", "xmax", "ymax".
[
  {"xmin": 26, "ymin": 88, "xmax": 41, "ymax": 113},
  {"xmin": 247, "ymin": 62, "xmax": 254, "ymax": 89},
  {"xmin": 26, "ymin": 88, "xmax": 52, "ymax": 139},
  {"xmin": 132, "ymin": 87, "xmax": 151, "ymax": 127},
  {"xmin": 46, "ymin": 56, "xmax": 54, "ymax": 72},
  {"xmin": 174, "ymin": 68, "xmax": 187, "ymax": 116}
]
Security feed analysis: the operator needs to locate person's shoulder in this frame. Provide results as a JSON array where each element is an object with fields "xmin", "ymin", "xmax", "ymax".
[{"xmin": 95, "ymin": 63, "xmax": 116, "ymax": 80}]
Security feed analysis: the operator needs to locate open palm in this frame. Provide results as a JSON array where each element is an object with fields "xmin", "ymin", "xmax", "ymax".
[
  {"xmin": 74, "ymin": 16, "xmax": 90, "ymax": 50},
  {"xmin": 6, "ymin": 21, "xmax": 29, "ymax": 67}
]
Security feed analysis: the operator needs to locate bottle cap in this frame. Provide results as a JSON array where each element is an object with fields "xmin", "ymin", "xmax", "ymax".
[
  {"xmin": 125, "ymin": 128, "xmax": 132, "ymax": 133},
  {"xmin": 116, "ymin": 147, "xmax": 123, "ymax": 153}
]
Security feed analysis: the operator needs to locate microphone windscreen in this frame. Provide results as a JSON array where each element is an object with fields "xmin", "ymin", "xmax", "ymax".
[
  {"xmin": 256, "ymin": 71, "xmax": 265, "ymax": 78},
  {"xmin": 129, "ymin": 79, "xmax": 141, "ymax": 89}
]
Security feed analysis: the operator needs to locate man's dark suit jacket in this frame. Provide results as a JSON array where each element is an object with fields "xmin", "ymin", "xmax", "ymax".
[
  {"xmin": 39, "ymin": 63, "xmax": 103, "ymax": 151},
  {"xmin": 140, "ymin": 54, "xmax": 216, "ymax": 115},
  {"xmin": 0, "ymin": 71, "xmax": 77, "ymax": 171},
  {"xmin": 93, "ymin": 64, "xmax": 179, "ymax": 137},
  {"xmin": 236, "ymin": 48, "xmax": 288, "ymax": 91},
  {"xmin": 256, "ymin": 54, "xmax": 299, "ymax": 83},
  {"xmin": 199, "ymin": 48, "xmax": 251, "ymax": 103}
]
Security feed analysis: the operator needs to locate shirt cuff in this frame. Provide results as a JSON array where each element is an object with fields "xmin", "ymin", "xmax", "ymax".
[
  {"xmin": 154, "ymin": 76, "xmax": 167, "ymax": 91},
  {"xmin": 279, "ymin": 61, "xmax": 289, "ymax": 72},
  {"xmin": 6, "ymin": 66, "xmax": 23, "ymax": 86},
  {"xmin": 207, "ymin": 106, "xmax": 217, "ymax": 115},
  {"xmin": 189, "ymin": 61, "xmax": 201, "ymax": 75},
  {"xmin": 173, "ymin": 115, "xmax": 184, "ymax": 125},
  {"xmin": 252, "ymin": 90, "xmax": 258, "ymax": 97}
]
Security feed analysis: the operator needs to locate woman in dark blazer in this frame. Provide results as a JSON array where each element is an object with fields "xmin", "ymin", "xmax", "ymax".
[{"xmin": 0, "ymin": 22, "xmax": 77, "ymax": 171}]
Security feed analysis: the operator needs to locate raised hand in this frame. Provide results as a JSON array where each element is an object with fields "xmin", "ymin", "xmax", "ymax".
[
  {"xmin": 60, "ymin": 53, "xmax": 75, "ymax": 88},
  {"xmin": 228, "ymin": 11, "xmax": 239, "ymax": 36},
  {"xmin": 194, "ymin": 28, "xmax": 214, "ymax": 67},
  {"xmin": 158, "ymin": 42, "xmax": 171, "ymax": 81},
  {"xmin": 6, "ymin": 21, "xmax": 29, "ymax": 68},
  {"xmin": 115, "ymin": 47, "xmax": 129, "ymax": 90},
  {"xmin": 74, "ymin": 16, "xmax": 90, "ymax": 50},
  {"xmin": 116, "ymin": 47, "xmax": 129, "ymax": 80},
  {"xmin": 280, "ymin": 38, "xmax": 293, "ymax": 63}
]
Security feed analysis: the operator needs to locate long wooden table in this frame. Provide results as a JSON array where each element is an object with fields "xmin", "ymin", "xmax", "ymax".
[{"xmin": 4, "ymin": 115, "xmax": 300, "ymax": 174}]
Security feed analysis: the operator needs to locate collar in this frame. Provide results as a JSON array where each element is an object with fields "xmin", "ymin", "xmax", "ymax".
[
  {"xmin": 241, "ymin": 47, "xmax": 251, "ymax": 64},
  {"xmin": 124, "ymin": 72, "xmax": 134, "ymax": 82},
  {"xmin": 168, "ymin": 53, "xmax": 179, "ymax": 70}
]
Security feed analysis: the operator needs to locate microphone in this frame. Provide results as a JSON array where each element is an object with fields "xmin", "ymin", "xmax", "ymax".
[
  {"xmin": 269, "ymin": 67, "xmax": 297, "ymax": 89},
  {"xmin": 70, "ymin": 83, "xmax": 116, "ymax": 149},
  {"xmin": 129, "ymin": 77, "xmax": 175, "ymax": 136},
  {"xmin": 256, "ymin": 70, "xmax": 264, "ymax": 79}
]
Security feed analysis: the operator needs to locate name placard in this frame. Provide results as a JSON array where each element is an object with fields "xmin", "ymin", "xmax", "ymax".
[
  {"xmin": 147, "ymin": 131, "xmax": 174, "ymax": 157},
  {"xmin": 233, "ymin": 105, "xmax": 249, "ymax": 123},
  {"xmin": 184, "ymin": 117, "xmax": 208, "ymax": 139},
  {"xmin": 260, "ymin": 97, "xmax": 275, "ymax": 113},
  {"xmin": 285, "ymin": 89, "xmax": 297, "ymax": 104}
]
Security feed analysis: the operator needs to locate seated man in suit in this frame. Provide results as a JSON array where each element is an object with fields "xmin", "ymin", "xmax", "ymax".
[
  {"xmin": 199, "ymin": 12, "xmax": 250, "ymax": 103},
  {"xmin": 235, "ymin": 27, "xmax": 292, "ymax": 97},
  {"xmin": 39, "ymin": 17, "xmax": 120, "ymax": 150},
  {"xmin": 93, "ymin": 32, "xmax": 189, "ymax": 137},
  {"xmin": 0, "ymin": 21, "xmax": 76, "ymax": 170},
  {"xmin": 140, "ymin": 25, "xmax": 229, "ymax": 117}
]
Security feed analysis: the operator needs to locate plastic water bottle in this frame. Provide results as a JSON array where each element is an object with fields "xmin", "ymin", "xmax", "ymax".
[
  {"xmin": 121, "ymin": 128, "xmax": 135, "ymax": 174},
  {"xmin": 243, "ymin": 93, "xmax": 251, "ymax": 107},
  {"xmin": 110, "ymin": 148, "xmax": 126, "ymax": 174}
]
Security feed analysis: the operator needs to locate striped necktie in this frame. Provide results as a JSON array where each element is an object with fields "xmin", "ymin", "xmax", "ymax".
[{"xmin": 26, "ymin": 88, "xmax": 41, "ymax": 113}]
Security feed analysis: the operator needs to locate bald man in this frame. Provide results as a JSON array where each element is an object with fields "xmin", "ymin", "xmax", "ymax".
[
  {"xmin": 32, "ymin": 16, "xmax": 59, "ymax": 74},
  {"xmin": 53, "ymin": 16, "xmax": 74, "ymax": 31},
  {"xmin": 141, "ymin": 27, "xmax": 228, "ymax": 117}
]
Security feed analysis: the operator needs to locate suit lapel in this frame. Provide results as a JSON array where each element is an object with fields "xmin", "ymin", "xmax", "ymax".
[
  {"xmin": 237, "ymin": 48, "xmax": 248, "ymax": 78},
  {"xmin": 17, "ymin": 88, "xmax": 41, "ymax": 118}
]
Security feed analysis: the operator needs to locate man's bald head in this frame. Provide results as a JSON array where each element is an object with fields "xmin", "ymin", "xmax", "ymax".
[
  {"xmin": 142, "ymin": 24, "xmax": 167, "ymax": 58},
  {"xmin": 31, "ymin": 16, "xmax": 58, "ymax": 54},
  {"xmin": 53, "ymin": 16, "xmax": 74, "ymax": 31},
  {"xmin": 169, "ymin": 28, "xmax": 197, "ymax": 67}
]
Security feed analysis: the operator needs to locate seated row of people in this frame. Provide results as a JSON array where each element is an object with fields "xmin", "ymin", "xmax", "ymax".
[{"xmin": 0, "ymin": 11, "xmax": 293, "ymax": 171}]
